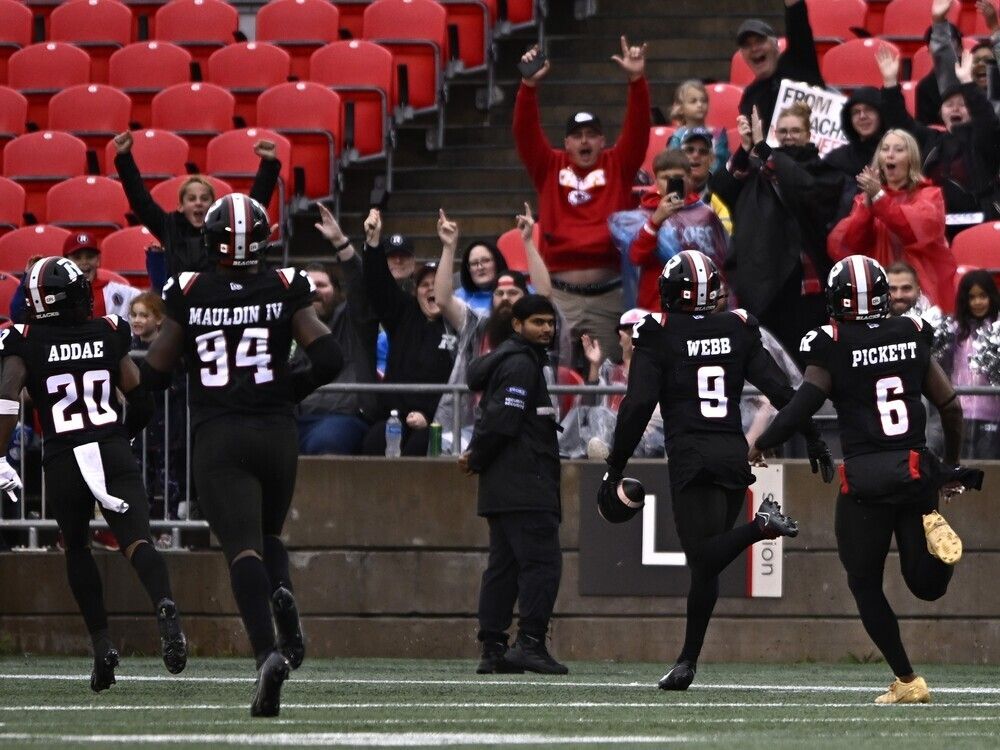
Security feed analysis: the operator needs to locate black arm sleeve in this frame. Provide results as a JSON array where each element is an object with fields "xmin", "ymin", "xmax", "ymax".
[
  {"xmin": 755, "ymin": 381, "xmax": 828, "ymax": 450},
  {"xmin": 139, "ymin": 358, "xmax": 174, "ymax": 393},
  {"xmin": 114, "ymin": 151, "xmax": 170, "ymax": 239},
  {"xmin": 290, "ymin": 333, "xmax": 345, "ymax": 402},
  {"xmin": 606, "ymin": 345, "xmax": 661, "ymax": 472},
  {"xmin": 467, "ymin": 355, "xmax": 535, "ymax": 473},
  {"xmin": 361, "ymin": 241, "xmax": 408, "ymax": 333},
  {"xmin": 123, "ymin": 383, "xmax": 155, "ymax": 439},
  {"xmin": 745, "ymin": 333, "xmax": 823, "ymax": 443},
  {"xmin": 249, "ymin": 157, "xmax": 281, "ymax": 207}
]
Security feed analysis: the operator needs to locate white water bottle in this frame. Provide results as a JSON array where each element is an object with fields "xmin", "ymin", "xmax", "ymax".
[{"xmin": 385, "ymin": 410, "xmax": 402, "ymax": 457}]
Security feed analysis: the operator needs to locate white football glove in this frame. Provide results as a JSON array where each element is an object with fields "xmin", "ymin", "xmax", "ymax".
[{"xmin": 0, "ymin": 456, "xmax": 23, "ymax": 497}]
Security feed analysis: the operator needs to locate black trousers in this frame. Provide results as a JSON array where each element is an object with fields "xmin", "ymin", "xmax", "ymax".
[
  {"xmin": 192, "ymin": 413, "xmax": 298, "ymax": 564},
  {"xmin": 46, "ymin": 440, "xmax": 153, "ymax": 551},
  {"xmin": 835, "ymin": 491, "xmax": 953, "ymax": 676},
  {"xmin": 477, "ymin": 510, "xmax": 561, "ymax": 642}
]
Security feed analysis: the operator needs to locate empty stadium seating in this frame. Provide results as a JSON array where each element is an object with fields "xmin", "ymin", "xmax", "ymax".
[
  {"xmin": 47, "ymin": 84, "xmax": 132, "ymax": 173},
  {"xmin": 0, "ymin": 86, "xmax": 27, "ymax": 148},
  {"xmin": 705, "ymin": 83, "xmax": 743, "ymax": 131},
  {"xmin": 46, "ymin": 175, "xmax": 131, "ymax": 240},
  {"xmin": 109, "ymin": 42, "xmax": 192, "ymax": 128},
  {"xmin": 102, "ymin": 225, "xmax": 157, "ymax": 283},
  {"xmin": 2, "ymin": 131, "xmax": 88, "ymax": 221},
  {"xmin": 7, "ymin": 43, "xmax": 92, "ymax": 129},
  {"xmin": 821, "ymin": 38, "xmax": 899, "ymax": 90},
  {"xmin": 0, "ymin": 176, "xmax": 25, "ymax": 237},
  {"xmin": 0, "ymin": 224, "xmax": 72, "ymax": 273},
  {"xmin": 151, "ymin": 82, "xmax": 235, "ymax": 170},
  {"xmin": 49, "ymin": 0, "xmax": 133, "ymax": 83},
  {"xmin": 207, "ymin": 42, "xmax": 291, "ymax": 127},
  {"xmin": 154, "ymin": 0, "xmax": 239, "ymax": 68},
  {"xmin": 805, "ymin": 0, "xmax": 868, "ymax": 55},
  {"xmin": 256, "ymin": 0, "xmax": 341, "ymax": 80},
  {"xmin": 0, "ymin": 0, "xmax": 32, "ymax": 86},
  {"xmin": 205, "ymin": 128, "xmax": 291, "ymax": 226},
  {"xmin": 105, "ymin": 128, "xmax": 190, "ymax": 188}
]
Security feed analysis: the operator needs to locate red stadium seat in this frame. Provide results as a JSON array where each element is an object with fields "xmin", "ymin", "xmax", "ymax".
[
  {"xmin": 0, "ymin": 269, "xmax": 19, "ymax": 319},
  {"xmin": 256, "ymin": 82, "xmax": 341, "ymax": 201},
  {"xmin": 310, "ymin": 40, "xmax": 393, "ymax": 161},
  {"xmin": 150, "ymin": 173, "xmax": 232, "ymax": 211},
  {"xmin": 0, "ymin": 0, "xmax": 32, "ymax": 86},
  {"xmin": 101, "ymin": 225, "xmax": 157, "ymax": 283},
  {"xmin": 0, "ymin": 86, "xmax": 27, "ymax": 147},
  {"xmin": 496, "ymin": 222, "xmax": 540, "ymax": 273},
  {"xmin": 207, "ymin": 42, "xmax": 291, "ymax": 127},
  {"xmin": 882, "ymin": 0, "xmax": 960, "ymax": 57},
  {"xmin": 109, "ymin": 41, "xmax": 192, "ymax": 128},
  {"xmin": 910, "ymin": 38, "xmax": 979, "ymax": 80},
  {"xmin": 729, "ymin": 38, "xmax": 786, "ymax": 86},
  {"xmin": 48, "ymin": 84, "xmax": 132, "ymax": 173},
  {"xmin": 705, "ymin": 83, "xmax": 743, "ymax": 130},
  {"xmin": 46, "ymin": 175, "xmax": 131, "ymax": 240},
  {"xmin": 2, "ymin": 131, "xmax": 88, "ymax": 221},
  {"xmin": 363, "ymin": 0, "xmax": 447, "ymax": 115},
  {"xmin": 256, "ymin": 0, "xmax": 340, "ymax": 80},
  {"xmin": 205, "ymin": 128, "xmax": 291, "ymax": 224},
  {"xmin": 0, "ymin": 176, "xmax": 25, "ymax": 237},
  {"xmin": 556, "ymin": 365, "xmax": 584, "ymax": 418},
  {"xmin": 440, "ymin": 0, "xmax": 492, "ymax": 73},
  {"xmin": 152, "ymin": 82, "xmax": 235, "ymax": 170},
  {"xmin": 636, "ymin": 126, "xmax": 676, "ymax": 187},
  {"xmin": 336, "ymin": 0, "xmax": 369, "ymax": 39},
  {"xmin": 495, "ymin": 0, "xmax": 535, "ymax": 33},
  {"xmin": 821, "ymin": 38, "xmax": 899, "ymax": 90},
  {"xmin": 7, "ymin": 42, "xmax": 92, "ymax": 129},
  {"xmin": 105, "ymin": 128, "xmax": 190, "ymax": 188},
  {"xmin": 952, "ymin": 221, "xmax": 1000, "ymax": 271},
  {"xmin": 49, "ymin": 0, "xmax": 133, "ymax": 83},
  {"xmin": 805, "ymin": 0, "xmax": 868, "ymax": 54},
  {"xmin": 866, "ymin": 0, "xmax": 891, "ymax": 34},
  {"xmin": 0, "ymin": 224, "xmax": 72, "ymax": 273},
  {"xmin": 154, "ymin": 0, "xmax": 238, "ymax": 68}
]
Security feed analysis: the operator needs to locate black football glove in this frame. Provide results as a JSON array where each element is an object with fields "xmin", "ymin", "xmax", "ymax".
[{"xmin": 807, "ymin": 437, "xmax": 835, "ymax": 484}]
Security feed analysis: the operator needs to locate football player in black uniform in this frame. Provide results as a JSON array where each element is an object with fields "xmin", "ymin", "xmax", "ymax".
[
  {"xmin": 141, "ymin": 194, "xmax": 343, "ymax": 717},
  {"xmin": 602, "ymin": 250, "xmax": 834, "ymax": 691},
  {"xmin": 751, "ymin": 255, "xmax": 970, "ymax": 705},
  {"xmin": 0, "ymin": 257, "xmax": 187, "ymax": 693}
]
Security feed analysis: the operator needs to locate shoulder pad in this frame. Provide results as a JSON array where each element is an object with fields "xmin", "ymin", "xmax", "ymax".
[
  {"xmin": 178, "ymin": 272, "xmax": 199, "ymax": 295},
  {"xmin": 103, "ymin": 314, "xmax": 121, "ymax": 331},
  {"xmin": 731, "ymin": 308, "xmax": 749, "ymax": 323},
  {"xmin": 820, "ymin": 324, "xmax": 836, "ymax": 340},
  {"xmin": 800, "ymin": 325, "xmax": 835, "ymax": 355},
  {"xmin": 276, "ymin": 267, "xmax": 297, "ymax": 288},
  {"xmin": 13, "ymin": 324, "xmax": 26, "ymax": 336},
  {"xmin": 630, "ymin": 313, "xmax": 662, "ymax": 346}
]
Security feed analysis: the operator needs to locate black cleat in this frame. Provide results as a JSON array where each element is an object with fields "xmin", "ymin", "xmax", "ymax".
[
  {"xmin": 90, "ymin": 648, "xmax": 120, "ymax": 693},
  {"xmin": 250, "ymin": 651, "xmax": 291, "ymax": 718},
  {"xmin": 271, "ymin": 587, "xmax": 305, "ymax": 670},
  {"xmin": 504, "ymin": 634, "xmax": 569, "ymax": 675},
  {"xmin": 476, "ymin": 644, "xmax": 525, "ymax": 675},
  {"xmin": 156, "ymin": 598, "xmax": 187, "ymax": 675},
  {"xmin": 755, "ymin": 498, "xmax": 799, "ymax": 539},
  {"xmin": 658, "ymin": 660, "xmax": 696, "ymax": 691}
]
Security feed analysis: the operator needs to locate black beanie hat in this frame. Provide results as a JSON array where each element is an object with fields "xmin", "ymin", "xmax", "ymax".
[{"xmin": 512, "ymin": 293, "xmax": 556, "ymax": 321}]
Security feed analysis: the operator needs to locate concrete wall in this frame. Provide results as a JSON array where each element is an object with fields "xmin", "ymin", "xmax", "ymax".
[{"xmin": 2, "ymin": 458, "xmax": 997, "ymax": 664}]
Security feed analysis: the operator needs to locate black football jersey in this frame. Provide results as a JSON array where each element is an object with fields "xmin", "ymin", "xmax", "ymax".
[
  {"xmin": 162, "ymin": 268, "xmax": 314, "ymax": 426},
  {"xmin": 0, "ymin": 316, "xmax": 132, "ymax": 459},
  {"xmin": 799, "ymin": 315, "xmax": 934, "ymax": 459},
  {"xmin": 609, "ymin": 309, "xmax": 797, "ymax": 487}
]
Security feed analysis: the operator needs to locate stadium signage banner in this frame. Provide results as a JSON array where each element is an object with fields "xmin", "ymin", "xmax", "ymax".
[
  {"xmin": 578, "ymin": 462, "xmax": 785, "ymax": 598},
  {"xmin": 767, "ymin": 79, "xmax": 849, "ymax": 157}
]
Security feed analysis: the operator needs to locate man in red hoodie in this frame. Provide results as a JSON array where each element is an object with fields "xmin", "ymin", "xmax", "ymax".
[{"xmin": 514, "ymin": 38, "xmax": 650, "ymax": 363}]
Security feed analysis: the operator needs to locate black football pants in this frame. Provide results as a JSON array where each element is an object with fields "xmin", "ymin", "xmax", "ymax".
[
  {"xmin": 671, "ymin": 483, "xmax": 763, "ymax": 665},
  {"xmin": 477, "ymin": 511, "xmax": 562, "ymax": 643},
  {"xmin": 835, "ymin": 492, "xmax": 953, "ymax": 677}
]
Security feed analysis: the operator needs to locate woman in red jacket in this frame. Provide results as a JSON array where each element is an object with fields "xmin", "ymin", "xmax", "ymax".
[{"xmin": 828, "ymin": 129, "xmax": 956, "ymax": 313}]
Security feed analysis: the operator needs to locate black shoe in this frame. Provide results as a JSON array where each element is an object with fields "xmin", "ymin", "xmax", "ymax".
[
  {"xmin": 271, "ymin": 587, "xmax": 305, "ymax": 670},
  {"xmin": 156, "ymin": 597, "xmax": 187, "ymax": 675},
  {"xmin": 476, "ymin": 644, "xmax": 525, "ymax": 675},
  {"xmin": 250, "ymin": 651, "xmax": 291, "ymax": 718},
  {"xmin": 658, "ymin": 660, "xmax": 696, "ymax": 690},
  {"xmin": 755, "ymin": 498, "xmax": 799, "ymax": 539},
  {"xmin": 90, "ymin": 647, "xmax": 120, "ymax": 693},
  {"xmin": 504, "ymin": 634, "xmax": 568, "ymax": 675}
]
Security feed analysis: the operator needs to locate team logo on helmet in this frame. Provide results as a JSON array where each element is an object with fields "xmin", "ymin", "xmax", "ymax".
[
  {"xmin": 658, "ymin": 250, "xmax": 721, "ymax": 313},
  {"xmin": 826, "ymin": 255, "xmax": 889, "ymax": 321},
  {"xmin": 26, "ymin": 257, "xmax": 92, "ymax": 324}
]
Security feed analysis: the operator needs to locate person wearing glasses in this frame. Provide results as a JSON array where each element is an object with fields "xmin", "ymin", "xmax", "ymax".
[
  {"xmin": 711, "ymin": 102, "xmax": 844, "ymax": 362},
  {"xmin": 679, "ymin": 129, "xmax": 732, "ymax": 235}
]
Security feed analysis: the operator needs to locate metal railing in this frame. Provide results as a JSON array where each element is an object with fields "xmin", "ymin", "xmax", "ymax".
[{"xmin": 2, "ymin": 379, "xmax": 998, "ymax": 547}]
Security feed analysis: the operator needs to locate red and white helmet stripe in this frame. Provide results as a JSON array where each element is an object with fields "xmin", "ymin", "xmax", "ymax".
[
  {"xmin": 682, "ymin": 250, "xmax": 711, "ymax": 309},
  {"xmin": 227, "ymin": 193, "xmax": 253, "ymax": 264}
]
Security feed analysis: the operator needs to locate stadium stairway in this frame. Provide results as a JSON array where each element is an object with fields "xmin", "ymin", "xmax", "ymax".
[{"xmin": 288, "ymin": 0, "xmax": 781, "ymax": 262}]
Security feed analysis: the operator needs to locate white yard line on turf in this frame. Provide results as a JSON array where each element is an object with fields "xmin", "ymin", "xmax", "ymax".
[
  {"xmin": 1, "ymin": 674, "xmax": 996, "ymax": 695},
  {"xmin": 4, "ymin": 701, "xmax": 1000, "ymax": 710},
  {"xmin": 0, "ymin": 733, "xmax": 701, "ymax": 746}
]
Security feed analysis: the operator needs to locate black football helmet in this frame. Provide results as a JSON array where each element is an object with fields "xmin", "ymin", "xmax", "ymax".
[
  {"xmin": 658, "ymin": 250, "xmax": 722, "ymax": 313},
  {"xmin": 597, "ymin": 474, "xmax": 646, "ymax": 524},
  {"xmin": 826, "ymin": 255, "xmax": 889, "ymax": 321},
  {"xmin": 203, "ymin": 193, "xmax": 271, "ymax": 267},
  {"xmin": 25, "ymin": 256, "xmax": 92, "ymax": 324}
]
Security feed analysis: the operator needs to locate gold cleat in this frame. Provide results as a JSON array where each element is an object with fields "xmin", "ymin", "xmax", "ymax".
[
  {"xmin": 923, "ymin": 511, "xmax": 962, "ymax": 565},
  {"xmin": 874, "ymin": 676, "xmax": 931, "ymax": 704}
]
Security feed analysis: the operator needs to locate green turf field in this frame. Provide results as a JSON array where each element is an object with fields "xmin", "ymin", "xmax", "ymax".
[{"xmin": 0, "ymin": 656, "xmax": 998, "ymax": 748}]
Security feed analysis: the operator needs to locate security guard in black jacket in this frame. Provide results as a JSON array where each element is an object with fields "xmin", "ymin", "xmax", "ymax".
[{"xmin": 459, "ymin": 294, "xmax": 567, "ymax": 676}]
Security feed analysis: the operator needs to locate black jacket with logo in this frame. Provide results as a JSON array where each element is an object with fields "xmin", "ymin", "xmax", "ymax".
[{"xmin": 466, "ymin": 335, "xmax": 560, "ymax": 517}]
